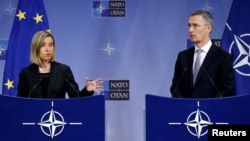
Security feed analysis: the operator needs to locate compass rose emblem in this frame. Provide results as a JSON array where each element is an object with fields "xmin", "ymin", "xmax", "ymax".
[
  {"xmin": 22, "ymin": 101, "xmax": 83, "ymax": 139},
  {"xmin": 169, "ymin": 101, "xmax": 229, "ymax": 139}
]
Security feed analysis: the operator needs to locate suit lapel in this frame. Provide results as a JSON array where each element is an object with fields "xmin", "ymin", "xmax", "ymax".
[
  {"xmin": 201, "ymin": 45, "xmax": 217, "ymax": 69},
  {"xmin": 195, "ymin": 44, "xmax": 217, "ymax": 84},
  {"xmin": 187, "ymin": 47, "xmax": 195, "ymax": 86},
  {"xmin": 46, "ymin": 62, "xmax": 57, "ymax": 98},
  {"xmin": 30, "ymin": 65, "xmax": 43, "ymax": 98}
]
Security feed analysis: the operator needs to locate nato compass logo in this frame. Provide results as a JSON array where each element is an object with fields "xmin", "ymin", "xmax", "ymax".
[
  {"xmin": 0, "ymin": 1, "xmax": 16, "ymax": 17},
  {"xmin": 100, "ymin": 40, "xmax": 119, "ymax": 57},
  {"xmin": 92, "ymin": 0, "xmax": 126, "ymax": 17},
  {"xmin": 22, "ymin": 101, "xmax": 83, "ymax": 139},
  {"xmin": 0, "ymin": 40, "xmax": 8, "ymax": 60},
  {"xmin": 93, "ymin": 1, "xmax": 109, "ymax": 17},
  {"xmin": 168, "ymin": 101, "xmax": 229, "ymax": 139},
  {"xmin": 226, "ymin": 23, "xmax": 250, "ymax": 76},
  {"xmin": 0, "ymin": 44, "xmax": 7, "ymax": 57}
]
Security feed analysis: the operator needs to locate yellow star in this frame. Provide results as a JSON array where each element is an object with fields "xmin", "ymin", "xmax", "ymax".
[
  {"xmin": 16, "ymin": 10, "xmax": 26, "ymax": 21},
  {"xmin": 4, "ymin": 79, "xmax": 14, "ymax": 90},
  {"xmin": 33, "ymin": 13, "xmax": 43, "ymax": 24}
]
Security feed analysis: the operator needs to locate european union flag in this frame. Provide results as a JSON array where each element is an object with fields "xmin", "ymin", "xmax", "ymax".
[
  {"xmin": 2, "ymin": 0, "xmax": 49, "ymax": 96},
  {"xmin": 221, "ymin": 0, "xmax": 250, "ymax": 96}
]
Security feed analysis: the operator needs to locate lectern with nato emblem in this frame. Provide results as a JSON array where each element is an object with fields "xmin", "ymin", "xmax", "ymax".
[
  {"xmin": 0, "ymin": 95, "xmax": 105, "ymax": 141},
  {"xmin": 146, "ymin": 94, "xmax": 250, "ymax": 141}
]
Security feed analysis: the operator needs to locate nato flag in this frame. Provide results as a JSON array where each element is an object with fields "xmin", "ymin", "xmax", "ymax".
[{"xmin": 221, "ymin": 0, "xmax": 250, "ymax": 96}]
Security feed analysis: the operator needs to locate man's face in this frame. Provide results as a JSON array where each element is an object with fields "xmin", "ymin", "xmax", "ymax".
[{"xmin": 188, "ymin": 15, "xmax": 211, "ymax": 45}]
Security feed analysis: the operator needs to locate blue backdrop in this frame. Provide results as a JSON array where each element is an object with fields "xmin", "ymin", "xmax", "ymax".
[{"xmin": 0, "ymin": 0, "xmax": 233, "ymax": 141}]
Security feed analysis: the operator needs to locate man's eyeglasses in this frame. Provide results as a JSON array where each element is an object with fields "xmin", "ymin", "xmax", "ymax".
[{"xmin": 187, "ymin": 23, "xmax": 209, "ymax": 30}]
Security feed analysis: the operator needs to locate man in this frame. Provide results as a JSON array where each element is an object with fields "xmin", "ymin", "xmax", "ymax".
[{"xmin": 170, "ymin": 10, "xmax": 234, "ymax": 98}]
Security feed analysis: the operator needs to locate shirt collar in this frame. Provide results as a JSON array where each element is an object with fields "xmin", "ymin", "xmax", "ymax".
[{"xmin": 195, "ymin": 40, "xmax": 212, "ymax": 53}]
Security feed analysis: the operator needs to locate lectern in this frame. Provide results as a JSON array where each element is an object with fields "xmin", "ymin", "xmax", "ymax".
[
  {"xmin": 146, "ymin": 94, "xmax": 250, "ymax": 141},
  {"xmin": 0, "ymin": 95, "xmax": 105, "ymax": 141}
]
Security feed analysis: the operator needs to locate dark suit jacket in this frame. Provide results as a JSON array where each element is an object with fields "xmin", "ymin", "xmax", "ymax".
[
  {"xmin": 17, "ymin": 62, "xmax": 93, "ymax": 99},
  {"xmin": 170, "ymin": 43, "xmax": 234, "ymax": 98}
]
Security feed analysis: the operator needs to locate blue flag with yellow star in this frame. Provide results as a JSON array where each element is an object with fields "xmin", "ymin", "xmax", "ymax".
[
  {"xmin": 2, "ymin": 0, "xmax": 49, "ymax": 96},
  {"xmin": 221, "ymin": 0, "xmax": 250, "ymax": 96}
]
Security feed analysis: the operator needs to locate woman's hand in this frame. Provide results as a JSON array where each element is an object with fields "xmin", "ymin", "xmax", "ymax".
[{"xmin": 85, "ymin": 77, "xmax": 103, "ymax": 92}]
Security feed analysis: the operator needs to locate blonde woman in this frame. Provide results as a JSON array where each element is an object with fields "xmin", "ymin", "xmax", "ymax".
[{"xmin": 18, "ymin": 30, "xmax": 102, "ymax": 98}]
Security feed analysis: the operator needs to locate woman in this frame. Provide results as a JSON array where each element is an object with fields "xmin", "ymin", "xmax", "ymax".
[{"xmin": 17, "ymin": 30, "xmax": 102, "ymax": 98}]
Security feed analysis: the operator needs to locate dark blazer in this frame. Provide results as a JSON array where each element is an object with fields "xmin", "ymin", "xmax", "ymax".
[
  {"xmin": 17, "ymin": 62, "xmax": 93, "ymax": 99},
  {"xmin": 170, "ymin": 43, "xmax": 234, "ymax": 98}
]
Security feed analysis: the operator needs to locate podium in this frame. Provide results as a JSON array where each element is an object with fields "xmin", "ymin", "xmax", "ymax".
[
  {"xmin": 0, "ymin": 95, "xmax": 105, "ymax": 141},
  {"xmin": 146, "ymin": 94, "xmax": 250, "ymax": 141}
]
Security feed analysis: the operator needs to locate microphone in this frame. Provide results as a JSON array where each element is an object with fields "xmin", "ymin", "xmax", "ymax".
[
  {"xmin": 172, "ymin": 67, "xmax": 187, "ymax": 97},
  {"xmin": 65, "ymin": 78, "xmax": 80, "ymax": 97},
  {"xmin": 202, "ymin": 68, "xmax": 222, "ymax": 98},
  {"xmin": 28, "ymin": 78, "xmax": 42, "ymax": 98}
]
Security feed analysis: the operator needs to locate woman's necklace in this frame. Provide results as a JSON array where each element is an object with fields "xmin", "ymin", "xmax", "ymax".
[{"xmin": 39, "ymin": 64, "xmax": 51, "ymax": 71}]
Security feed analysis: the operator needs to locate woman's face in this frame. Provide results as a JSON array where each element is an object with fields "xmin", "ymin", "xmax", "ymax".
[{"xmin": 39, "ymin": 36, "xmax": 54, "ymax": 62}]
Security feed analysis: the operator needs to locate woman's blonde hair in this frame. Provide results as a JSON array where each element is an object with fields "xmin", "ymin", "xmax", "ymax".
[{"xmin": 30, "ymin": 30, "xmax": 56, "ymax": 65}]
